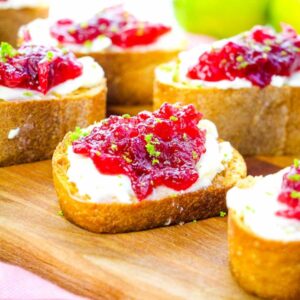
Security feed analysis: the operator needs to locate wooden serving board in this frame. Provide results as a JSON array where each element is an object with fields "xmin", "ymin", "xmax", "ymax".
[{"xmin": 0, "ymin": 157, "xmax": 294, "ymax": 299}]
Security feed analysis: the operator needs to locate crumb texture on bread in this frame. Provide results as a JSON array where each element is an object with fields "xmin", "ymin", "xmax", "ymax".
[
  {"xmin": 228, "ymin": 211, "xmax": 300, "ymax": 300},
  {"xmin": 154, "ymin": 76, "xmax": 300, "ymax": 156},
  {"xmin": 0, "ymin": 84, "xmax": 106, "ymax": 167},
  {"xmin": 0, "ymin": 7, "xmax": 48, "ymax": 47},
  {"xmin": 52, "ymin": 132, "xmax": 246, "ymax": 233}
]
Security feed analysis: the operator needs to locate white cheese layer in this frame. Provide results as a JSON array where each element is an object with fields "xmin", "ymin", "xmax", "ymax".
[
  {"xmin": 0, "ymin": 56, "xmax": 104, "ymax": 101},
  {"xmin": 66, "ymin": 119, "xmax": 233, "ymax": 204},
  {"xmin": 227, "ymin": 168, "xmax": 300, "ymax": 242},
  {"xmin": 0, "ymin": 0, "xmax": 47, "ymax": 9},
  {"xmin": 156, "ymin": 43, "xmax": 300, "ymax": 89},
  {"xmin": 19, "ymin": 18, "xmax": 186, "ymax": 54}
]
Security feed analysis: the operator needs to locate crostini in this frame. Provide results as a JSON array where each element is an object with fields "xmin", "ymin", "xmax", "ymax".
[
  {"xmin": 0, "ymin": 42, "xmax": 106, "ymax": 167},
  {"xmin": 53, "ymin": 103, "xmax": 246, "ymax": 233},
  {"xmin": 154, "ymin": 24, "xmax": 300, "ymax": 156},
  {"xmin": 227, "ymin": 160, "xmax": 300, "ymax": 300},
  {"xmin": 0, "ymin": 0, "xmax": 48, "ymax": 47},
  {"xmin": 19, "ymin": 5, "xmax": 186, "ymax": 114}
]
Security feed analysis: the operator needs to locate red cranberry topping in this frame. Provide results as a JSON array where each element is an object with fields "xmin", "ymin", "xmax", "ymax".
[
  {"xmin": 276, "ymin": 159, "xmax": 300, "ymax": 220},
  {"xmin": 50, "ymin": 6, "xmax": 171, "ymax": 48},
  {"xmin": 72, "ymin": 103, "xmax": 206, "ymax": 201},
  {"xmin": 187, "ymin": 24, "xmax": 300, "ymax": 88},
  {"xmin": 0, "ymin": 43, "xmax": 82, "ymax": 94}
]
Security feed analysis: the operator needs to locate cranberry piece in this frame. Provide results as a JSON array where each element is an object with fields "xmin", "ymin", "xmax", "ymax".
[
  {"xmin": 0, "ymin": 43, "xmax": 82, "ymax": 94},
  {"xmin": 276, "ymin": 160, "xmax": 300, "ymax": 220},
  {"xmin": 187, "ymin": 25, "xmax": 300, "ymax": 88},
  {"xmin": 50, "ymin": 6, "xmax": 171, "ymax": 48},
  {"xmin": 72, "ymin": 104, "xmax": 206, "ymax": 201}
]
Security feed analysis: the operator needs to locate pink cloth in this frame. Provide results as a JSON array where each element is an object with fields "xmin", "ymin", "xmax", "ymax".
[{"xmin": 0, "ymin": 261, "xmax": 85, "ymax": 300}]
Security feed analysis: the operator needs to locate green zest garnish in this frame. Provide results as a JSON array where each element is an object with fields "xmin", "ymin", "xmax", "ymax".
[
  {"xmin": 57, "ymin": 210, "xmax": 64, "ymax": 217},
  {"xmin": 183, "ymin": 133, "xmax": 188, "ymax": 141},
  {"xmin": 146, "ymin": 143, "xmax": 160, "ymax": 157},
  {"xmin": 46, "ymin": 51, "xmax": 54, "ymax": 61},
  {"xmin": 23, "ymin": 91, "xmax": 34, "ymax": 97},
  {"xmin": 192, "ymin": 151, "xmax": 198, "ymax": 160},
  {"xmin": 290, "ymin": 191, "xmax": 300, "ymax": 199},
  {"xmin": 220, "ymin": 211, "xmax": 227, "ymax": 217},
  {"xmin": 245, "ymin": 205, "xmax": 255, "ymax": 213},
  {"xmin": 294, "ymin": 159, "xmax": 300, "ymax": 168},
  {"xmin": 122, "ymin": 114, "xmax": 131, "ymax": 119},
  {"xmin": 0, "ymin": 42, "xmax": 17, "ymax": 62},
  {"xmin": 123, "ymin": 154, "xmax": 132, "ymax": 164},
  {"xmin": 288, "ymin": 174, "xmax": 300, "ymax": 181},
  {"xmin": 145, "ymin": 134, "xmax": 160, "ymax": 158},
  {"xmin": 238, "ymin": 61, "xmax": 249, "ymax": 69},
  {"xmin": 61, "ymin": 48, "xmax": 69, "ymax": 54},
  {"xmin": 263, "ymin": 45, "xmax": 271, "ymax": 52},
  {"xmin": 152, "ymin": 158, "xmax": 159, "ymax": 165},
  {"xmin": 145, "ymin": 133, "xmax": 153, "ymax": 143},
  {"xmin": 84, "ymin": 40, "xmax": 92, "ymax": 48},
  {"xmin": 169, "ymin": 116, "xmax": 178, "ymax": 121},
  {"xmin": 236, "ymin": 55, "xmax": 244, "ymax": 62},
  {"xmin": 70, "ymin": 127, "xmax": 89, "ymax": 141},
  {"xmin": 111, "ymin": 144, "xmax": 118, "ymax": 151}
]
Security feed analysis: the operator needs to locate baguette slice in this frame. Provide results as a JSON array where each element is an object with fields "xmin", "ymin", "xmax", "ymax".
[
  {"xmin": 0, "ymin": 6, "xmax": 48, "ymax": 47},
  {"xmin": 228, "ymin": 209, "xmax": 300, "ymax": 300},
  {"xmin": 52, "ymin": 133, "xmax": 246, "ymax": 233},
  {"xmin": 154, "ymin": 62, "xmax": 297, "ymax": 156},
  {"xmin": 18, "ymin": 18, "xmax": 185, "ymax": 113},
  {"xmin": 0, "ymin": 82, "xmax": 106, "ymax": 167}
]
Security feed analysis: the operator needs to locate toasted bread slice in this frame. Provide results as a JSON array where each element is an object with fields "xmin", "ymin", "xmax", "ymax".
[
  {"xmin": 154, "ymin": 64, "xmax": 297, "ymax": 156},
  {"xmin": 76, "ymin": 48, "xmax": 183, "ymax": 108},
  {"xmin": 0, "ymin": 82, "xmax": 106, "ymax": 167},
  {"xmin": 52, "ymin": 133, "xmax": 246, "ymax": 233},
  {"xmin": 228, "ymin": 209, "xmax": 300, "ymax": 300},
  {"xmin": 0, "ymin": 6, "xmax": 48, "ymax": 47}
]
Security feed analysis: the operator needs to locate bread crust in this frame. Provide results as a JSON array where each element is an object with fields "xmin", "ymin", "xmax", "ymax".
[
  {"xmin": 228, "ymin": 210, "xmax": 300, "ymax": 300},
  {"xmin": 0, "ymin": 6, "xmax": 48, "ymax": 47},
  {"xmin": 154, "ymin": 77, "xmax": 294, "ymax": 156},
  {"xmin": 107, "ymin": 104, "xmax": 153, "ymax": 116},
  {"xmin": 0, "ymin": 81, "xmax": 107, "ymax": 167},
  {"xmin": 52, "ymin": 134, "xmax": 246, "ymax": 233},
  {"xmin": 76, "ymin": 48, "xmax": 182, "ymax": 107},
  {"xmin": 285, "ymin": 87, "xmax": 300, "ymax": 155}
]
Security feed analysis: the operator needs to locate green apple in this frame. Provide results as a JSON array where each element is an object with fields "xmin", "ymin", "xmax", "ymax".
[
  {"xmin": 173, "ymin": 0, "xmax": 269, "ymax": 38},
  {"xmin": 270, "ymin": 0, "xmax": 300, "ymax": 32}
]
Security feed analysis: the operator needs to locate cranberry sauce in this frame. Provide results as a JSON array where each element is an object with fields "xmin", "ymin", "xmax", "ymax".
[
  {"xmin": 50, "ymin": 6, "xmax": 171, "ymax": 48},
  {"xmin": 277, "ymin": 159, "xmax": 300, "ymax": 220},
  {"xmin": 187, "ymin": 24, "xmax": 300, "ymax": 88},
  {"xmin": 0, "ymin": 43, "xmax": 82, "ymax": 94},
  {"xmin": 72, "ymin": 104, "xmax": 207, "ymax": 201}
]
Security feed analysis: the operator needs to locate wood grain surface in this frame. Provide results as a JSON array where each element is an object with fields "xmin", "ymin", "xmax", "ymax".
[{"xmin": 0, "ymin": 157, "xmax": 294, "ymax": 299}]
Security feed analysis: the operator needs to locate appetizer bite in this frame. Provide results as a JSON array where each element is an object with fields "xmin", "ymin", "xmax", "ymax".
[
  {"xmin": 0, "ymin": 0, "xmax": 48, "ymax": 46},
  {"xmin": 53, "ymin": 103, "xmax": 246, "ymax": 233},
  {"xmin": 227, "ymin": 160, "xmax": 300, "ymax": 300},
  {"xmin": 0, "ymin": 42, "xmax": 106, "ymax": 167},
  {"xmin": 154, "ymin": 24, "xmax": 300, "ymax": 155},
  {"xmin": 19, "ymin": 5, "xmax": 186, "ymax": 114}
]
